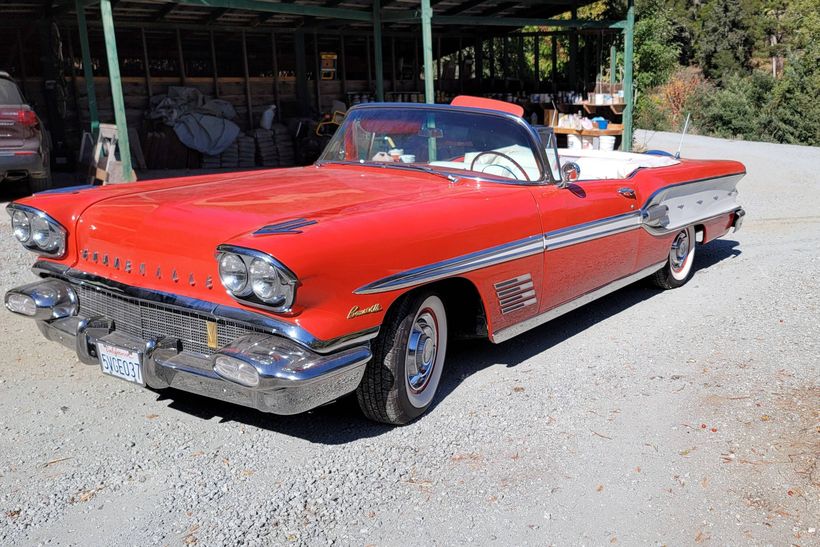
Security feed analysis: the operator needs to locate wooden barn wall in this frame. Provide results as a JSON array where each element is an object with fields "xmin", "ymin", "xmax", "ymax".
[{"xmin": 66, "ymin": 76, "xmax": 419, "ymax": 132}]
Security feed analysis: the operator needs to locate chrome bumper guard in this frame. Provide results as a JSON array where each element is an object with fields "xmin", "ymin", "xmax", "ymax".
[
  {"xmin": 8, "ymin": 279, "xmax": 371, "ymax": 415},
  {"xmin": 732, "ymin": 207, "xmax": 745, "ymax": 232}
]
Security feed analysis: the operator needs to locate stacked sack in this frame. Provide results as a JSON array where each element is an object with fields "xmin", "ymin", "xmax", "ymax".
[
  {"xmin": 254, "ymin": 128, "xmax": 279, "ymax": 167},
  {"xmin": 272, "ymin": 124, "xmax": 295, "ymax": 167}
]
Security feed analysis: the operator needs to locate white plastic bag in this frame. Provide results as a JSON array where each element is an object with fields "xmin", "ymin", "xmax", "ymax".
[{"xmin": 260, "ymin": 105, "xmax": 277, "ymax": 130}]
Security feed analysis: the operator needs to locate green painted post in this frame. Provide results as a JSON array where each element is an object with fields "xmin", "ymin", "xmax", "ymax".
[
  {"xmin": 373, "ymin": 0, "xmax": 384, "ymax": 101},
  {"xmin": 622, "ymin": 0, "xmax": 635, "ymax": 151},
  {"xmin": 420, "ymin": 0, "xmax": 434, "ymax": 104},
  {"xmin": 75, "ymin": 0, "xmax": 99, "ymax": 139},
  {"xmin": 609, "ymin": 45, "xmax": 616, "ymax": 89},
  {"xmin": 100, "ymin": 0, "xmax": 133, "ymax": 181},
  {"xmin": 569, "ymin": 7, "xmax": 578, "ymax": 91}
]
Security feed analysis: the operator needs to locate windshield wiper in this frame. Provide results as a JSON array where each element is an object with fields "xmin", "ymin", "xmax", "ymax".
[
  {"xmin": 317, "ymin": 160, "xmax": 460, "ymax": 183},
  {"xmin": 382, "ymin": 162, "xmax": 460, "ymax": 183}
]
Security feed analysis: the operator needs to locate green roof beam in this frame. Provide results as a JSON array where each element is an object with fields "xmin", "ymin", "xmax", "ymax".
[
  {"xmin": 433, "ymin": 16, "xmax": 627, "ymax": 29},
  {"xmin": 75, "ymin": 0, "xmax": 99, "ymax": 139},
  {"xmin": 172, "ymin": 0, "xmax": 373, "ymax": 22}
]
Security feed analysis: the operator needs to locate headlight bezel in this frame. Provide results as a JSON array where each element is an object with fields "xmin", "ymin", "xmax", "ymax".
[
  {"xmin": 6, "ymin": 203, "xmax": 67, "ymax": 258},
  {"xmin": 216, "ymin": 245, "xmax": 298, "ymax": 313}
]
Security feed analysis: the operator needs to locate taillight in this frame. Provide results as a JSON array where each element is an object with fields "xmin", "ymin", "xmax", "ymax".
[
  {"xmin": 0, "ymin": 108, "xmax": 37, "ymax": 127},
  {"xmin": 18, "ymin": 109, "xmax": 37, "ymax": 127}
]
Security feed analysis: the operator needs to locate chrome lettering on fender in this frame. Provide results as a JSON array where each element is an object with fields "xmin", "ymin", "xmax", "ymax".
[{"xmin": 348, "ymin": 303, "xmax": 383, "ymax": 319}]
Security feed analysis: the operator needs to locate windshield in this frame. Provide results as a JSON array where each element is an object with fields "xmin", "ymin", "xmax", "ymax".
[
  {"xmin": 318, "ymin": 106, "xmax": 544, "ymax": 182},
  {"xmin": 0, "ymin": 79, "xmax": 23, "ymax": 104}
]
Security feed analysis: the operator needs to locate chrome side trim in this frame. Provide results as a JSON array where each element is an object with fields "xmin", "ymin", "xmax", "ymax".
[
  {"xmin": 544, "ymin": 211, "xmax": 642, "ymax": 250},
  {"xmin": 354, "ymin": 173, "xmax": 742, "ymax": 296},
  {"xmin": 354, "ymin": 234, "xmax": 544, "ymax": 295},
  {"xmin": 492, "ymin": 261, "xmax": 666, "ymax": 343},
  {"xmin": 32, "ymin": 262, "xmax": 378, "ymax": 354}
]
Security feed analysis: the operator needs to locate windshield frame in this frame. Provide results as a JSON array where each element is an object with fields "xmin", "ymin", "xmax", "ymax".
[{"xmin": 316, "ymin": 102, "xmax": 557, "ymax": 186}]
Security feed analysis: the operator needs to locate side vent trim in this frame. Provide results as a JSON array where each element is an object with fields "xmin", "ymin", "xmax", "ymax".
[{"xmin": 495, "ymin": 274, "xmax": 537, "ymax": 314}]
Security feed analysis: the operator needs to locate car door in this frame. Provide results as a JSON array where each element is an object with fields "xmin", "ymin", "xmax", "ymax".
[{"xmin": 530, "ymin": 177, "xmax": 641, "ymax": 313}]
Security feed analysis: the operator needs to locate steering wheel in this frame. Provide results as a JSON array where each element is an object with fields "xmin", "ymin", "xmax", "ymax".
[{"xmin": 468, "ymin": 151, "xmax": 531, "ymax": 182}]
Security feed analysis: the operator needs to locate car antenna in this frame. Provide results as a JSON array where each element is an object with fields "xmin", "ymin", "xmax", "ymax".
[{"xmin": 675, "ymin": 112, "xmax": 691, "ymax": 159}]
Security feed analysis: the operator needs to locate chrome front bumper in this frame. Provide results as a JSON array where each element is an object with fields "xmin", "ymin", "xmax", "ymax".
[{"xmin": 8, "ymin": 278, "xmax": 372, "ymax": 415}]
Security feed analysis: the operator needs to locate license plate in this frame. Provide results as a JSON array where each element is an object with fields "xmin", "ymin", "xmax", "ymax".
[{"xmin": 98, "ymin": 342, "xmax": 144, "ymax": 385}]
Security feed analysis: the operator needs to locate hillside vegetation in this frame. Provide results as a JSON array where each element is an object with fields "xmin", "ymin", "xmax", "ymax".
[{"xmin": 627, "ymin": 0, "xmax": 819, "ymax": 145}]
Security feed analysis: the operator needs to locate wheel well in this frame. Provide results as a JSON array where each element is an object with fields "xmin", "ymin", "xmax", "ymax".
[{"xmin": 388, "ymin": 278, "xmax": 488, "ymax": 340}]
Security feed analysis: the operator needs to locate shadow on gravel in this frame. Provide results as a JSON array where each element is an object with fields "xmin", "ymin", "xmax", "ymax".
[{"xmin": 153, "ymin": 238, "xmax": 742, "ymax": 444}]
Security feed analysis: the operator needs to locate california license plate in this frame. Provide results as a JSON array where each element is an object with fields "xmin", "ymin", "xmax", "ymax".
[{"xmin": 98, "ymin": 342, "xmax": 144, "ymax": 385}]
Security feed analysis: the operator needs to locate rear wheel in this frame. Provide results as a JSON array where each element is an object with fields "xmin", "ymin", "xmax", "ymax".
[
  {"xmin": 357, "ymin": 292, "xmax": 448, "ymax": 425},
  {"xmin": 28, "ymin": 148, "xmax": 52, "ymax": 194},
  {"xmin": 28, "ymin": 174, "xmax": 52, "ymax": 194},
  {"xmin": 650, "ymin": 226, "xmax": 696, "ymax": 289}
]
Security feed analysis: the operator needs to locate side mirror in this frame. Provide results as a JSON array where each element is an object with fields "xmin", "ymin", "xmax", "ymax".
[{"xmin": 560, "ymin": 162, "xmax": 581, "ymax": 185}]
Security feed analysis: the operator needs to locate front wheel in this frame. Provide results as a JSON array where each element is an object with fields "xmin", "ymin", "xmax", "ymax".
[
  {"xmin": 356, "ymin": 292, "xmax": 448, "ymax": 425},
  {"xmin": 650, "ymin": 226, "xmax": 696, "ymax": 289}
]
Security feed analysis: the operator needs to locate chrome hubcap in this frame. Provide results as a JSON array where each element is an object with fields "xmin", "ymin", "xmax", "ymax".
[
  {"xmin": 406, "ymin": 309, "xmax": 438, "ymax": 393},
  {"xmin": 670, "ymin": 231, "xmax": 689, "ymax": 272}
]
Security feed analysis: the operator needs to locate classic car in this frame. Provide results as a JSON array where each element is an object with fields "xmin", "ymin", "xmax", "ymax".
[{"xmin": 4, "ymin": 96, "xmax": 745, "ymax": 425}]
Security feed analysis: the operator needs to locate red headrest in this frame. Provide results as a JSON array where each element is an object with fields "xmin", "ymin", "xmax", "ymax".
[{"xmin": 451, "ymin": 95, "xmax": 524, "ymax": 117}]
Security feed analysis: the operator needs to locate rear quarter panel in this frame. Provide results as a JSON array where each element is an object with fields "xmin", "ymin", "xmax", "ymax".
[{"xmin": 632, "ymin": 159, "xmax": 745, "ymax": 271}]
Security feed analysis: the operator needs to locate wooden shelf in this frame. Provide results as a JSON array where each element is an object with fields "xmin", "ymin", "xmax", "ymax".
[{"xmin": 551, "ymin": 125, "xmax": 624, "ymax": 137}]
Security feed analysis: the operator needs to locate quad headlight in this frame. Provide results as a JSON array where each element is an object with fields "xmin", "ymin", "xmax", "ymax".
[
  {"xmin": 7, "ymin": 204, "xmax": 66, "ymax": 257},
  {"xmin": 216, "ymin": 245, "xmax": 297, "ymax": 312}
]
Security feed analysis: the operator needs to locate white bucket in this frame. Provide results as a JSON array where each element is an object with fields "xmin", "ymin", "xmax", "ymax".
[
  {"xmin": 599, "ymin": 136, "xmax": 616, "ymax": 151},
  {"xmin": 567, "ymin": 134, "xmax": 582, "ymax": 150}
]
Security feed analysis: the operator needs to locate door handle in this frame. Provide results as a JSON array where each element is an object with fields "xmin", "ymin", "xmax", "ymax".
[{"xmin": 618, "ymin": 187, "xmax": 636, "ymax": 199}]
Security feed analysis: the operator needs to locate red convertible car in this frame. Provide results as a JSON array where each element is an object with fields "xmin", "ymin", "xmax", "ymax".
[{"xmin": 4, "ymin": 97, "xmax": 745, "ymax": 424}]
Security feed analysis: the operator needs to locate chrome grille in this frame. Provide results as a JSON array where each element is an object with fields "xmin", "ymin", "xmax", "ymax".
[
  {"xmin": 74, "ymin": 284, "xmax": 265, "ymax": 355},
  {"xmin": 495, "ymin": 274, "xmax": 537, "ymax": 314}
]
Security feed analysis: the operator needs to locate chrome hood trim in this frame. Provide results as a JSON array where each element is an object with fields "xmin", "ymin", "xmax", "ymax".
[{"xmin": 253, "ymin": 218, "xmax": 318, "ymax": 235}]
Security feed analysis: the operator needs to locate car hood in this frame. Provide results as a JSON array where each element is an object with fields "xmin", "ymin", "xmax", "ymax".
[
  {"xmin": 69, "ymin": 164, "xmax": 484, "ymax": 300},
  {"xmin": 80, "ymin": 165, "xmax": 461, "ymax": 238}
]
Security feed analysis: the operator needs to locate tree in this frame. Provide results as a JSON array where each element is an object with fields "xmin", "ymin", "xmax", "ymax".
[
  {"xmin": 694, "ymin": 0, "xmax": 757, "ymax": 80},
  {"xmin": 633, "ymin": 0, "xmax": 681, "ymax": 90}
]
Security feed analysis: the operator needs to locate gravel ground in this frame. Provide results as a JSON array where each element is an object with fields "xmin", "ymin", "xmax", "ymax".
[{"xmin": 0, "ymin": 132, "xmax": 818, "ymax": 546}]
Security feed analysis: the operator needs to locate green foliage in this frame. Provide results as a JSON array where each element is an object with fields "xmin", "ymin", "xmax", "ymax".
[
  {"xmin": 631, "ymin": 0, "xmax": 820, "ymax": 146},
  {"xmin": 689, "ymin": 74, "xmax": 771, "ymax": 140},
  {"xmin": 633, "ymin": 0, "xmax": 680, "ymax": 90},
  {"xmin": 764, "ymin": 51, "xmax": 820, "ymax": 145},
  {"xmin": 694, "ymin": 0, "xmax": 757, "ymax": 80},
  {"xmin": 635, "ymin": 94, "xmax": 675, "ymax": 132}
]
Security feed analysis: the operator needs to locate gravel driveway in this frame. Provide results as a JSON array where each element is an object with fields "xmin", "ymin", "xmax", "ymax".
[{"xmin": 1, "ymin": 133, "xmax": 818, "ymax": 546}]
